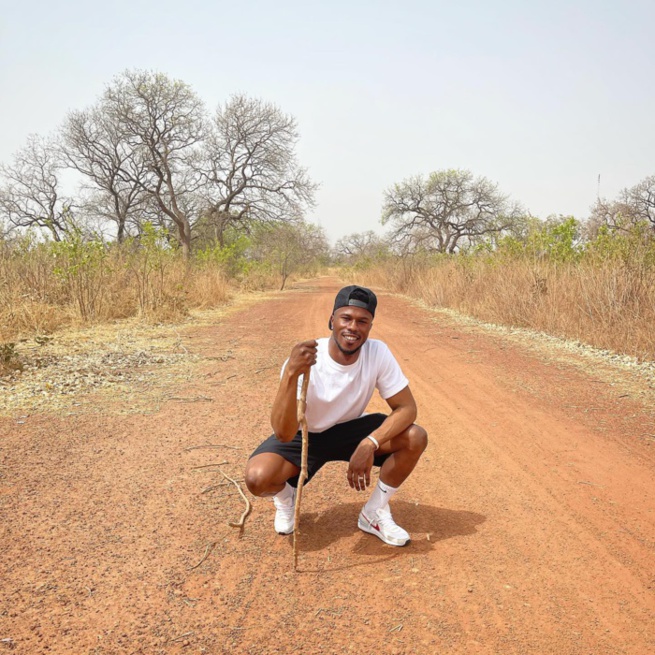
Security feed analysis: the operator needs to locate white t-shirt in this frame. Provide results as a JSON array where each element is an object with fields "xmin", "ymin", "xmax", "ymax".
[{"xmin": 284, "ymin": 337, "xmax": 409, "ymax": 433}]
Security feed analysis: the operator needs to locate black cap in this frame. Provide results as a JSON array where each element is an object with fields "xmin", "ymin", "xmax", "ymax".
[{"xmin": 329, "ymin": 285, "xmax": 377, "ymax": 329}]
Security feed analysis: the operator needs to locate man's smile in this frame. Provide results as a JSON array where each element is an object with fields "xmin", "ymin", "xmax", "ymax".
[{"xmin": 342, "ymin": 332, "xmax": 360, "ymax": 344}]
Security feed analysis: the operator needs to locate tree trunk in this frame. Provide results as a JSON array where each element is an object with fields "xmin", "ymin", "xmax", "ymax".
[{"xmin": 171, "ymin": 211, "xmax": 192, "ymax": 260}]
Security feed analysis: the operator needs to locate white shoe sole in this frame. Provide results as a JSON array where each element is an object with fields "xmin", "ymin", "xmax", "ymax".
[
  {"xmin": 358, "ymin": 517, "xmax": 410, "ymax": 547},
  {"xmin": 275, "ymin": 524, "xmax": 294, "ymax": 535}
]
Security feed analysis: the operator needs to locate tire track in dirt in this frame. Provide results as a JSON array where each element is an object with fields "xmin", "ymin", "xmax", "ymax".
[{"xmin": 1, "ymin": 276, "xmax": 654, "ymax": 654}]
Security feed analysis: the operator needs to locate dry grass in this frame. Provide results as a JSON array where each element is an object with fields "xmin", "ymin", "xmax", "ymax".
[
  {"xmin": 0, "ymin": 245, "xmax": 233, "ymax": 342},
  {"xmin": 355, "ymin": 257, "xmax": 655, "ymax": 361},
  {"xmin": 0, "ymin": 237, "xmax": 314, "ymax": 348},
  {"xmin": 0, "ymin": 287, "xmax": 269, "ymax": 416}
]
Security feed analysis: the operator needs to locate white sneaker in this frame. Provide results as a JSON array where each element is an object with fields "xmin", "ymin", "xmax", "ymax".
[
  {"xmin": 273, "ymin": 487, "xmax": 296, "ymax": 535},
  {"xmin": 358, "ymin": 505, "xmax": 410, "ymax": 546}
]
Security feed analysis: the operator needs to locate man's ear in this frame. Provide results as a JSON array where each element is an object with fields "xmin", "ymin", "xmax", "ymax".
[{"xmin": 328, "ymin": 313, "xmax": 334, "ymax": 330}]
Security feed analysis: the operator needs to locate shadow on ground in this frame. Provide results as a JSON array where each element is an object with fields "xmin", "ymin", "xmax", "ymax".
[{"xmin": 290, "ymin": 500, "xmax": 485, "ymax": 563}]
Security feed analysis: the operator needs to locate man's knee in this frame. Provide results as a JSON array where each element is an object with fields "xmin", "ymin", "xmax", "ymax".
[
  {"xmin": 244, "ymin": 463, "xmax": 271, "ymax": 497},
  {"xmin": 407, "ymin": 424, "xmax": 428, "ymax": 453}
]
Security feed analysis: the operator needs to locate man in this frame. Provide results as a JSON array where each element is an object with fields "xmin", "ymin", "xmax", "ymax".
[{"xmin": 245, "ymin": 285, "xmax": 427, "ymax": 546}]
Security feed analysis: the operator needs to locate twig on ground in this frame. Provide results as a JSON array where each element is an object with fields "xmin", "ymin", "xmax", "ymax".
[
  {"xmin": 167, "ymin": 631, "xmax": 194, "ymax": 643},
  {"xmin": 201, "ymin": 480, "xmax": 243, "ymax": 493},
  {"xmin": 168, "ymin": 395, "xmax": 214, "ymax": 402},
  {"xmin": 201, "ymin": 484, "xmax": 223, "ymax": 494},
  {"xmin": 188, "ymin": 542, "xmax": 217, "ymax": 570},
  {"xmin": 191, "ymin": 461, "xmax": 228, "ymax": 470},
  {"xmin": 184, "ymin": 444, "xmax": 241, "ymax": 452},
  {"xmin": 218, "ymin": 468, "xmax": 252, "ymax": 528}
]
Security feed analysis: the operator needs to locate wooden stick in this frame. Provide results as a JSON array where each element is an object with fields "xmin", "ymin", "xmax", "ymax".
[
  {"xmin": 293, "ymin": 370, "xmax": 311, "ymax": 571},
  {"xmin": 219, "ymin": 468, "xmax": 252, "ymax": 528}
]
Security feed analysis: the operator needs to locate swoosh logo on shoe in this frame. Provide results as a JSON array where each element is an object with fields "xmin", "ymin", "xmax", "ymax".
[{"xmin": 361, "ymin": 512, "xmax": 381, "ymax": 532}]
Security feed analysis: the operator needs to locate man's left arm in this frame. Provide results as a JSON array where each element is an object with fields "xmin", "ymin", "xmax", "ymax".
[{"xmin": 347, "ymin": 386, "xmax": 417, "ymax": 490}]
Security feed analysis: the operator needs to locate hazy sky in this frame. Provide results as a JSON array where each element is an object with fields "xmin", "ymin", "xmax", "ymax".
[{"xmin": 1, "ymin": 0, "xmax": 653, "ymax": 242}]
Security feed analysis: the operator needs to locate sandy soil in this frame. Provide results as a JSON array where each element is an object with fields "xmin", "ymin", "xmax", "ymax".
[{"xmin": 1, "ymin": 277, "xmax": 654, "ymax": 655}]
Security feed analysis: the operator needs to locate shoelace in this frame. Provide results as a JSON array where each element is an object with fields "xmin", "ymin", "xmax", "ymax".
[
  {"xmin": 376, "ymin": 510, "xmax": 403, "ymax": 534},
  {"xmin": 274, "ymin": 496, "xmax": 295, "ymax": 517}
]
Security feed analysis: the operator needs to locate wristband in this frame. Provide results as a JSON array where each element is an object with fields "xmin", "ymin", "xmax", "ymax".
[{"xmin": 366, "ymin": 435, "xmax": 380, "ymax": 450}]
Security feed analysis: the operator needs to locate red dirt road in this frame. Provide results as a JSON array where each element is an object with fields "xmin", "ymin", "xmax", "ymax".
[{"xmin": 1, "ymin": 277, "xmax": 655, "ymax": 654}]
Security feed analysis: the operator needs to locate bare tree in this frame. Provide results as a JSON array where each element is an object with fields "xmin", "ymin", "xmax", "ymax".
[
  {"xmin": 60, "ymin": 103, "xmax": 149, "ymax": 243},
  {"xmin": 0, "ymin": 217, "xmax": 11, "ymax": 240},
  {"xmin": 382, "ymin": 169, "xmax": 523, "ymax": 254},
  {"xmin": 103, "ymin": 70, "xmax": 205, "ymax": 258},
  {"xmin": 0, "ymin": 135, "xmax": 74, "ymax": 241},
  {"xmin": 200, "ymin": 94, "xmax": 317, "ymax": 246},
  {"xmin": 629, "ymin": 175, "xmax": 655, "ymax": 228},
  {"xmin": 589, "ymin": 174, "xmax": 655, "ymax": 234},
  {"xmin": 334, "ymin": 230, "xmax": 388, "ymax": 263}
]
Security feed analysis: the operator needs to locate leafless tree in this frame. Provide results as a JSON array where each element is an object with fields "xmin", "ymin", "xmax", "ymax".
[
  {"xmin": 630, "ymin": 175, "xmax": 655, "ymax": 228},
  {"xmin": 589, "ymin": 174, "xmax": 655, "ymax": 235},
  {"xmin": 0, "ymin": 217, "xmax": 11, "ymax": 240},
  {"xmin": 199, "ymin": 94, "xmax": 317, "ymax": 246},
  {"xmin": 60, "ymin": 103, "xmax": 149, "ymax": 243},
  {"xmin": 334, "ymin": 230, "xmax": 388, "ymax": 262},
  {"xmin": 103, "ymin": 70, "xmax": 205, "ymax": 258},
  {"xmin": 0, "ymin": 135, "xmax": 74, "ymax": 241},
  {"xmin": 382, "ymin": 169, "xmax": 523, "ymax": 254}
]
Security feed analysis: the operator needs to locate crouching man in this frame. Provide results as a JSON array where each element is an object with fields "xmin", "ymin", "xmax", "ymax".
[{"xmin": 245, "ymin": 285, "xmax": 427, "ymax": 546}]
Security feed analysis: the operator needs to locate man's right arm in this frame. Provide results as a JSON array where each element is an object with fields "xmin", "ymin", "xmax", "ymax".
[{"xmin": 270, "ymin": 339, "xmax": 317, "ymax": 442}]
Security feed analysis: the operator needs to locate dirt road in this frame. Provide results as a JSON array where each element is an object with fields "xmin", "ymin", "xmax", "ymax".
[{"xmin": 1, "ymin": 277, "xmax": 655, "ymax": 654}]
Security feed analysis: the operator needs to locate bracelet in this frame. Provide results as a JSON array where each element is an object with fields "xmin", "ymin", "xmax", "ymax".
[{"xmin": 366, "ymin": 435, "xmax": 380, "ymax": 450}]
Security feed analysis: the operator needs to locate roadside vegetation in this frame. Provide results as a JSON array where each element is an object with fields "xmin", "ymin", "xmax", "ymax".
[
  {"xmin": 0, "ymin": 69, "xmax": 328, "ymax": 356},
  {"xmin": 1, "ymin": 69, "xmax": 654, "ymax": 366},
  {"xmin": 0, "ymin": 222, "xmax": 328, "ymax": 342},
  {"xmin": 337, "ymin": 172, "xmax": 655, "ymax": 361}
]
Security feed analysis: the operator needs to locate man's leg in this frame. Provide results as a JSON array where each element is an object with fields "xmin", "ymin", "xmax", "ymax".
[
  {"xmin": 377, "ymin": 423, "xmax": 428, "ymax": 488},
  {"xmin": 359, "ymin": 423, "xmax": 428, "ymax": 546},
  {"xmin": 244, "ymin": 452, "xmax": 300, "ymax": 497},
  {"xmin": 245, "ymin": 453, "xmax": 301, "ymax": 535}
]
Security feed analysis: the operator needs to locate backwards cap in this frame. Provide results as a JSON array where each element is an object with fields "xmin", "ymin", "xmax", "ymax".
[{"xmin": 329, "ymin": 285, "xmax": 377, "ymax": 329}]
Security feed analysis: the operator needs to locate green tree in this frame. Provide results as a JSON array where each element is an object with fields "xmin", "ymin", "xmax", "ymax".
[{"xmin": 251, "ymin": 221, "xmax": 328, "ymax": 290}]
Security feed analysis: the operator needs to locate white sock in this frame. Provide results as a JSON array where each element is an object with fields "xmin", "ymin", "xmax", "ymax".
[
  {"xmin": 274, "ymin": 481, "xmax": 295, "ymax": 503},
  {"xmin": 364, "ymin": 480, "xmax": 398, "ymax": 514}
]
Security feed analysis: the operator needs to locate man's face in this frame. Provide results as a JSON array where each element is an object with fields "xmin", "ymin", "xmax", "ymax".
[{"xmin": 330, "ymin": 306, "xmax": 374, "ymax": 356}]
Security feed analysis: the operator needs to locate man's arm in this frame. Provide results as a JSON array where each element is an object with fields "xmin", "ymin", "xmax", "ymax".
[
  {"xmin": 270, "ymin": 339, "xmax": 317, "ymax": 442},
  {"xmin": 347, "ymin": 386, "xmax": 417, "ymax": 489},
  {"xmin": 370, "ymin": 386, "xmax": 417, "ymax": 448}
]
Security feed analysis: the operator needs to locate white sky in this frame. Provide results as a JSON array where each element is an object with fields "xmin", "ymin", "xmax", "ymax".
[{"xmin": 1, "ymin": 0, "xmax": 653, "ymax": 243}]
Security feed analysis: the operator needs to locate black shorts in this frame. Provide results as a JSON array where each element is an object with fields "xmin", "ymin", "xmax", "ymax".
[{"xmin": 250, "ymin": 413, "xmax": 391, "ymax": 487}]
